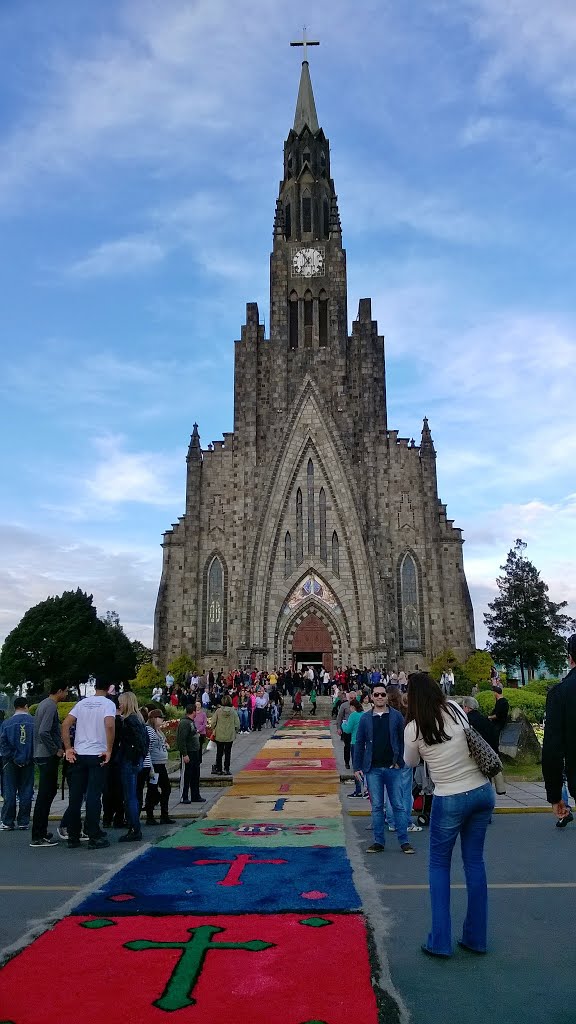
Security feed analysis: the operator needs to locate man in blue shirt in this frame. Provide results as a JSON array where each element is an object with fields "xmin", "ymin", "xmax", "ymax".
[
  {"xmin": 353, "ymin": 687, "xmax": 415, "ymax": 855},
  {"xmin": 0, "ymin": 698, "xmax": 35, "ymax": 831}
]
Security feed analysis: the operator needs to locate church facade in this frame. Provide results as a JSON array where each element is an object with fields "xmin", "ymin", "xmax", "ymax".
[{"xmin": 153, "ymin": 59, "xmax": 475, "ymax": 673}]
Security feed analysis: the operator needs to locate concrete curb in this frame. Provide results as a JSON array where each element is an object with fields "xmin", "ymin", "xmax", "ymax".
[{"xmin": 347, "ymin": 806, "xmax": 551, "ymax": 816}]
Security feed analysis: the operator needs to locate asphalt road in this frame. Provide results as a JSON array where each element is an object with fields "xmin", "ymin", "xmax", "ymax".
[
  {"xmin": 348, "ymin": 810, "xmax": 576, "ymax": 1024},
  {"xmin": 0, "ymin": 823, "xmax": 182, "ymax": 956}
]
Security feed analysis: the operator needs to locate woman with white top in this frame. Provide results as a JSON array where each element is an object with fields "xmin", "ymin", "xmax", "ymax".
[{"xmin": 404, "ymin": 672, "xmax": 494, "ymax": 957}]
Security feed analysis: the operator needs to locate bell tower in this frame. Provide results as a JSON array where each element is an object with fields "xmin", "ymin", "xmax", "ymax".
[{"xmin": 270, "ymin": 35, "xmax": 347, "ymax": 356}]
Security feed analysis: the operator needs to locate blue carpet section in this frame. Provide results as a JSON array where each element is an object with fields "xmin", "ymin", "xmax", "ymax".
[{"xmin": 74, "ymin": 844, "xmax": 361, "ymax": 915}]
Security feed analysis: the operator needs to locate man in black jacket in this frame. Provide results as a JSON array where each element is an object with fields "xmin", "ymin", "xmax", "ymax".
[
  {"xmin": 542, "ymin": 635, "xmax": 576, "ymax": 822},
  {"xmin": 487, "ymin": 684, "xmax": 509, "ymax": 751},
  {"xmin": 461, "ymin": 696, "xmax": 499, "ymax": 752}
]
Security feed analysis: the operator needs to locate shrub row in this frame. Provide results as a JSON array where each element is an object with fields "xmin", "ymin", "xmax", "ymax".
[{"xmin": 476, "ymin": 688, "xmax": 547, "ymax": 724}]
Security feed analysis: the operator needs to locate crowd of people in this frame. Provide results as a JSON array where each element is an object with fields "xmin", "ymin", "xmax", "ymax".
[{"xmin": 2, "ymin": 638, "xmax": 576, "ymax": 960}]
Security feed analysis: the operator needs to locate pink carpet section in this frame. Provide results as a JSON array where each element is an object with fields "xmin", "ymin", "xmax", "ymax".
[{"xmin": 0, "ymin": 913, "xmax": 379, "ymax": 1024}]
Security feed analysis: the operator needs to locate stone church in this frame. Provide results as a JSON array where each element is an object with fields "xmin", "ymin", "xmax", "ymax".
[{"xmin": 154, "ymin": 57, "xmax": 475, "ymax": 673}]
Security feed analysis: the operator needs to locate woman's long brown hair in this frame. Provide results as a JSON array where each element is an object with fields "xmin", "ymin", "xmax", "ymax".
[{"xmin": 406, "ymin": 671, "xmax": 454, "ymax": 745}]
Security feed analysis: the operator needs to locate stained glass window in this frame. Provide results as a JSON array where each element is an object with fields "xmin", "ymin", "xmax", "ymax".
[
  {"xmin": 207, "ymin": 556, "xmax": 224, "ymax": 651},
  {"xmin": 401, "ymin": 553, "xmax": 420, "ymax": 650}
]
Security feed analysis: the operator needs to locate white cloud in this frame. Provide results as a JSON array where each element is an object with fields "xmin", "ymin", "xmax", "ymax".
[
  {"xmin": 450, "ymin": 0, "xmax": 576, "ymax": 108},
  {"xmin": 339, "ymin": 165, "xmax": 496, "ymax": 246},
  {"xmin": 82, "ymin": 435, "xmax": 182, "ymax": 508},
  {"xmin": 0, "ymin": 523, "xmax": 160, "ymax": 646},
  {"xmin": 0, "ymin": 0, "xmax": 286, "ymax": 211},
  {"xmin": 67, "ymin": 235, "xmax": 165, "ymax": 278},
  {"xmin": 464, "ymin": 495, "xmax": 576, "ymax": 646}
]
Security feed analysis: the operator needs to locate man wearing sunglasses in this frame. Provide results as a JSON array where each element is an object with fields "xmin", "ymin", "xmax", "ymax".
[{"xmin": 353, "ymin": 687, "xmax": 415, "ymax": 854}]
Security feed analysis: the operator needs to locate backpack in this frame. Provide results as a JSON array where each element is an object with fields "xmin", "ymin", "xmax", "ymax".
[{"xmin": 123, "ymin": 715, "xmax": 149, "ymax": 764}]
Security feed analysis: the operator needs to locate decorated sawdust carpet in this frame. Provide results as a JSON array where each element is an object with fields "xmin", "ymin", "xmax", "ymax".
[{"xmin": 0, "ymin": 714, "xmax": 380, "ymax": 1024}]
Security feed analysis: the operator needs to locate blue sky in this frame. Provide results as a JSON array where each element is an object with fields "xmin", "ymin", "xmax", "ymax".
[{"xmin": 1, "ymin": 0, "xmax": 575, "ymax": 654}]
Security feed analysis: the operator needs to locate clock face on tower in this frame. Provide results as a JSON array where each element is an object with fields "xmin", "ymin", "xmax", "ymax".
[{"xmin": 291, "ymin": 246, "xmax": 325, "ymax": 278}]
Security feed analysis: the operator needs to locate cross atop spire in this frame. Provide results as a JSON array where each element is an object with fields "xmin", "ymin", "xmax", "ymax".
[{"xmin": 290, "ymin": 26, "xmax": 319, "ymax": 64}]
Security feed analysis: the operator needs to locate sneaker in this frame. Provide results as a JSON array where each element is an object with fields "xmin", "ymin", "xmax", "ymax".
[
  {"xmin": 86, "ymin": 837, "xmax": 110, "ymax": 850},
  {"xmin": 80, "ymin": 830, "xmax": 89, "ymax": 842},
  {"xmin": 407, "ymin": 824, "xmax": 423, "ymax": 833},
  {"xmin": 366, "ymin": 842, "xmax": 385, "ymax": 853},
  {"xmin": 556, "ymin": 811, "xmax": 574, "ymax": 829},
  {"xmin": 348, "ymin": 793, "xmax": 363, "ymax": 798},
  {"xmin": 401, "ymin": 843, "xmax": 416, "ymax": 855},
  {"xmin": 0, "ymin": 823, "xmax": 15, "ymax": 831},
  {"xmin": 17, "ymin": 824, "xmax": 29, "ymax": 830},
  {"xmin": 57, "ymin": 826, "xmax": 69, "ymax": 840},
  {"xmin": 387, "ymin": 825, "xmax": 396, "ymax": 832},
  {"xmin": 30, "ymin": 836, "xmax": 58, "ymax": 847},
  {"xmin": 362, "ymin": 792, "xmax": 370, "ymax": 799}
]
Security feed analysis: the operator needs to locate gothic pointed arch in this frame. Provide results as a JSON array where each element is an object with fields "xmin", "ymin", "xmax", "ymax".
[
  {"xmin": 296, "ymin": 488, "xmax": 303, "ymax": 564},
  {"xmin": 303, "ymin": 289, "xmax": 313, "ymax": 347},
  {"xmin": 284, "ymin": 530, "xmax": 292, "ymax": 578},
  {"xmin": 289, "ymin": 289, "xmax": 298, "ymax": 350},
  {"xmin": 307, "ymin": 458, "xmax": 315, "ymax": 554},
  {"xmin": 397, "ymin": 549, "xmax": 424, "ymax": 654},
  {"xmin": 332, "ymin": 530, "xmax": 340, "ymax": 576},
  {"xmin": 243, "ymin": 377, "xmax": 383, "ymax": 661},
  {"xmin": 319, "ymin": 288, "xmax": 328, "ymax": 347},
  {"xmin": 319, "ymin": 487, "xmax": 327, "ymax": 562},
  {"xmin": 275, "ymin": 572, "xmax": 351, "ymax": 670},
  {"xmin": 202, "ymin": 551, "xmax": 229, "ymax": 655}
]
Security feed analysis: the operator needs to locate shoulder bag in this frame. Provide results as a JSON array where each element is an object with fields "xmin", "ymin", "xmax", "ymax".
[{"xmin": 449, "ymin": 703, "xmax": 503, "ymax": 780}]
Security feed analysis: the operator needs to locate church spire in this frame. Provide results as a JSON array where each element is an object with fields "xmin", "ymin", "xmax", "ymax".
[
  {"xmin": 293, "ymin": 60, "xmax": 319, "ymax": 134},
  {"xmin": 290, "ymin": 29, "xmax": 320, "ymax": 134},
  {"xmin": 420, "ymin": 417, "xmax": 436, "ymax": 456},
  {"xmin": 187, "ymin": 422, "xmax": 202, "ymax": 463}
]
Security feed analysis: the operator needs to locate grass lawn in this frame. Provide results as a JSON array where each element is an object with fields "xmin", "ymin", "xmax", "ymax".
[{"xmin": 504, "ymin": 761, "xmax": 543, "ymax": 783}]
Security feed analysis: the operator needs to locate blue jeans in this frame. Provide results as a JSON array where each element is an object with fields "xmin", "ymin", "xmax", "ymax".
[
  {"xmin": 366, "ymin": 767, "xmax": 409, "ymax": 846},
  {"xmin": 239, "ymin": 708, "xmax": 249, "ymax": 731},
  {"xmin": 121, "ymin": 759, "xmax": 143, "ymax": 832},
  {"xmin": 350, "ymin": 745, "xmax": 362, "ymax": 795},
  {"xmin": 427, "ymin": 782, "xmax": 495, "ymax": 955},
  {"xmin": 1, "ymin": 761, "xmax": 34, "ymax": 827},
  {"xmin": 385, "ymin": 766, "xmax": 413, "ymax": 827}
]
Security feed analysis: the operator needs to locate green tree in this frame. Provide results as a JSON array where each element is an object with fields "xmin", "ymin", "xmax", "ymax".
[
  {"xmin": 100, "ymin": 610, "xmax": 136, "ymax": 686},
  {"xmin": 484, "ymin": 539, "xmax": 575, "ymax": 686},
  {"xmin": 427, "ymin": 649, "xmax": 458, "ymax": 683},
  {"xmin": 131, "ymin": 662, "xmax": 164, "ymax": 700},
  {"xmin": 131, "ymin": 639, "xmax": 153, "ymax": 671},
  {"xmin": 167, "ymin": 653, "xmax": 197, "ymax": 684},
  {"xmin": 463, "ymin": 650, "xmax": 494, "ymax": 688},
  {"xmin": 0, "ymin": 589, "xmax": 111, "ymax": 697}
]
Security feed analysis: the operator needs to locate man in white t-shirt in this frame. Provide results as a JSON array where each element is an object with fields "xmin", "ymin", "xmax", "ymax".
[{"xmin": 61, "ymin": 681, "xmax": 116, "ymax": 850}]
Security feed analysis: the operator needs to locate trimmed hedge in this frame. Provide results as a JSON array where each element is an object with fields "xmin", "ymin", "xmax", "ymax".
[
  {"xmin": 524, "ymin": 679, "xmax": 558, "ymax": 696},
  {"xmin": 476, "ymin": 688, "xmax": 546, "ymax": 724},
  {"xmin": 28, "ymin": 700, "xmax": 78, "ymax": 722}
]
